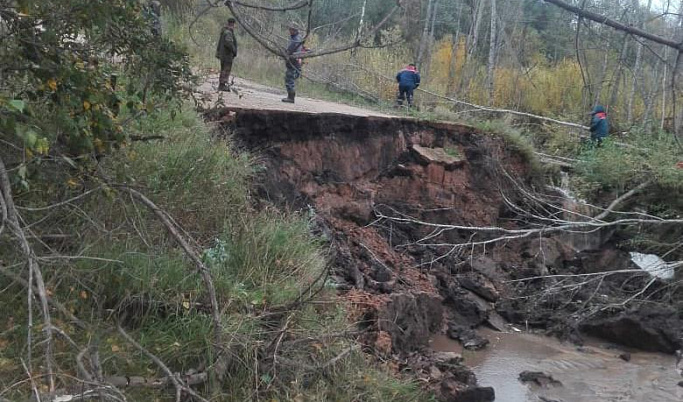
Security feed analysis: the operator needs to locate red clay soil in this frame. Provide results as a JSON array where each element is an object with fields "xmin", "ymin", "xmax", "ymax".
[{"xmin": 207, "ymin": 106, "xmax": 683, "ymax": 400}]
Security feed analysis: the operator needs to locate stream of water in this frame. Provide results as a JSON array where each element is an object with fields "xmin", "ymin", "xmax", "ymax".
[{"xmin": 430, "ymin": 330, "xmax": 682, "ymax": 401}]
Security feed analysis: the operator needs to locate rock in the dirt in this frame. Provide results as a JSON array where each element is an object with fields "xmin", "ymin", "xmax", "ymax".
[
  {"xmin": 439, "ymin": 380, "xmax": 495, "ymax": 402},
  {"xmin": 411, "ymin": 145, "xmax": 465, "ymax": 168},
  {"xmin": 373, "ymin": 331, "xmax": 392, "ymax": 357},
  {"xmin": 377, "ymin": 292, "xmax": 443, "ymax": 352},
  {"xmin": 518, "ymin": 371, "xmax": 562, "ymax": 387},
  {"xmin": 580, "ymin": 307, "xmax": 682, "ymax": 353},
  {"xmin": 677, "ymin": 380, "xmax": 683, "ymax": 387},
  {"xmin": 619, "ymin": 352, "xmax": 631, "ymax": 362},
  {"xmin": 458, "ymin": 274, "xmax": 499, "ymax": 302},
  {"xmin": 445, "ymin": 287, "xmax": 490, "ymax": 327},
  {"xmin": 429, "ymin": 365, "xmax": 443, "ymax": 380},
  {"xmin": 433, "ymin": 351, "xmax": 464, "ymax": 365},
  {"xmin": 468, "ymin": 256, "xmax": 502, "ymax": 280},
  {"xmin": 447, "ymin": 325, "xmax": 489, "ymax": 350},
  {"xmin": 486, "ymin": 311, "xmax": 508, "ymax": 332}
]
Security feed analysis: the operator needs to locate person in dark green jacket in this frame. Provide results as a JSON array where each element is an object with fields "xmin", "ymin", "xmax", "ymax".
[
  {"xmin": 589, "ymin": 105, "xmax": 609, "ymax": 145},
  {"xmin": 216, "ymin": 18, "xmax": 238, "ymax": 91}
]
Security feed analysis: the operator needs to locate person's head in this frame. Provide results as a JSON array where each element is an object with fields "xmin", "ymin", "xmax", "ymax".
[
  {"xmin": 407, "ymin": 63, "xmax": 417, "ymax": 71},
  {"xmin": 592, "ymin": 105, "xmax": 606, "ymax": 115},
  {"xmin": 288, "ymin": 24, "xmax": 299, "ymax": 36},
  {"xmin": 227, "ymin": 18, "xmax": 236, "ymax": 29}
]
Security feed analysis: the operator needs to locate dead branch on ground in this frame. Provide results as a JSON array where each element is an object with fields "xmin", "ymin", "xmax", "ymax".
[
  {"xmin": 117, "ymin": 326, "xmax": 210, "ymax": 402},
  {"xmin": 0, "ymin": 156, "xmax": 56, "ymax": 394}
]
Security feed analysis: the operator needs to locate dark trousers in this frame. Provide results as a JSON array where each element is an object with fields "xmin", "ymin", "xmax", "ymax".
[
  {"xmin": 397, "ymin": 85, "xmax": 414, "ymax": 106},
  {"xmin": 219, "ymin": 58, "xmax": 234, "ymax": 86},
  {"xmin": 590, "ymin": 134, "xmax": 606, "ymax": 147},
  {"xmin": 285, "ymin": 61, "xmax": 301, "ymax": 93}
]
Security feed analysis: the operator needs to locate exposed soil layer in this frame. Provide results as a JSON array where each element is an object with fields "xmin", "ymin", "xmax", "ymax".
[{"xmin": 207, "ymin": 107, "xmax": 683, "ymax": 400}]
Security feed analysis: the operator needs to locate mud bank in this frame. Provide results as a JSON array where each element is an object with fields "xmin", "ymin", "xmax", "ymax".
[{"xmin": 206, "ymin": 107, "xmax": 683, "ymax": 400}]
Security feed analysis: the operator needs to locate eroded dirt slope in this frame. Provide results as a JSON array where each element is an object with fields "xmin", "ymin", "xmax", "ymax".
[{"xmin": 206, "ymin": 106, "xmax": 683, "ymax": 401}]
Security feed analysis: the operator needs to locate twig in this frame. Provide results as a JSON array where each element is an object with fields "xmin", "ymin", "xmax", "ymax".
[
  {"xmin": 0, "ymin": 264, "xmax": 87, "ymax": 329},
  {"xmin": 16, "ymin": 187, "xmax": 102, "ymax": 212},
  {"xmin": 117, "ymin": 326, "xmax": 209, "ymax": 402},
  {"xmin": 113, "ymin": 185, "xmax": 225, "ymax": 383},
  {"xmin": 273, "ymin": 345, "xmax": 358, "ymax": 372},
  {"xmin": 593, "ymin": 179, "xmax": 653, "ymax": 221},
  {"xmin": 0, "ymin": 156, "xmax": 55, "ymax": 393},
  {"xmin": 21, "ymin": 358, "xmax": 40, "ymax": 402}
]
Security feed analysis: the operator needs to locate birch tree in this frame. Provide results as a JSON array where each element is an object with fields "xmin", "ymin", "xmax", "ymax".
[{"xmin": 486, "ymin": 0, "xmax": 498, "ymax": 105}]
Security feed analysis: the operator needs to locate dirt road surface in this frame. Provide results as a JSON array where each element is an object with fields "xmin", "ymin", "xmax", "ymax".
[{"xmin": 195, "ymin": 75, "xmax": 391, "ymax": 117}]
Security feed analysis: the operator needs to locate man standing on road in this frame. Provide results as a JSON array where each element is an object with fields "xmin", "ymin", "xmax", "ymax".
[
  {"xmin": 282, "ymin": 24, "xmax": 303, "ymax": 103},
  {"xmin": 395, "ymin": 64, "xmax": 421, "ymax": 107},
  {"xmin": 216, "ymin": 18, "xmax": 238, "ymax": 92}
]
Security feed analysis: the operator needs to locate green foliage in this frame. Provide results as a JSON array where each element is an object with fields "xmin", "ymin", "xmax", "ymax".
[
  {"xmin": 577, "ymin": 132, "xmax": 683, "ymax": 193},
  {"xmin": 0, "ymin": 0, "xmax": 194, "ymax": 168},
  {"xmin": 476, "ymin": 120, "xmax": 541, "ymax": 166},
  {"xmin": 0, "ymin": 102, "xmax": 429, "ymax": 400}
]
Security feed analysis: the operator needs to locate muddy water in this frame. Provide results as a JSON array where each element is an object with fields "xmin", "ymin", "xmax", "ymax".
[{"xmin": 430, "ymin": 331, "xmax": 683, "ymax": 401}]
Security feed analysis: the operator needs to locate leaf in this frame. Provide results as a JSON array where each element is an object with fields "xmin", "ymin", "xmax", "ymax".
[
  {"xmin": 182, "ymin": 301, "xmax": 190, "ymax": 310},
  {"xmin": 8, "ymin": 100, "xmax": 25, "ymax": 113},
  {"xmin": 260, "ymin": 374, "xmax": 272, "ymax": 384},
  {"xmin": 62, "ymin": 156, "xmax": 77, "ymax": 168},
  {"xmin": 47, "ymin": 79, "xmax": 58, "ymax": 91},
  {"xmin": 83, "ymin": 100, "xmax": 91, "ymax": 111},
  {"xmin": 111, "ymin": 344, "xmax": 120, "ymax": 353},
  {"xmin": 17, "ymin": 165, "xmax": 27, "ymax": 180},
  {"xmin": 25, "ymin": 130, "xmax": 37, "ymax": 148},
  {"xmin": 79, "ymin": 290, "xmax": 88, "ymax": 300}
]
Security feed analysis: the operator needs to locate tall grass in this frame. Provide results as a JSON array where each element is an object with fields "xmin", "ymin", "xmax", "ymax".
[{"xmin": 0, "ymin": 102, "xmax": 431, "ymax": 400}]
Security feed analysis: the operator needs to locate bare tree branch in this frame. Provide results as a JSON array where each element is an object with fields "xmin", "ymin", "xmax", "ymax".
[
  {"xmin": 231, "ymin": 0, "xmax": 310, "ymax": 12},
  {"xmin": 224, "ymin": 1, "xmax": 401, "ymax": 60},
  {"xmin": 117, "ymin": 186, "xmax": 223, "ymax": 355},
  {"xmin": 0, "ymin": 156, "xmax": 55, "ymax": 394},
  {"xmin": 543, "ymin": 0, "xmax": 683, "ymax": 50},
  {"xmin": 117, "ymin": 326, "xmax": 209, "ymax": 402}
]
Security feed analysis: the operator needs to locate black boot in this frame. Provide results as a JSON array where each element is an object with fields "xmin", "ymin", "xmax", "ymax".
[
  {"xmin": 281, "ymin": 91, "xmax": 295, "ymax": 103},
  {"xmin": 218, "ymin": 83, "xmax": 229, "ymax": 92}
]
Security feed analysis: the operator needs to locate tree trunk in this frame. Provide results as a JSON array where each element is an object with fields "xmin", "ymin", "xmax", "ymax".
[
  {"xmin": 467, "ymin": 0, "xmax": 485, "ymax": 57},
  {"xmin": 459, "ymin": 0, "xmax": 486, "ymax": 93},
  {"xmin": 486, "ymin": 0, "xmax": 498, "ymax": 105},
  {"xmin": 350, "ymin": 0, "xmax": 368, "ymax": 58},
  {"xmin": 626, "ymin": 0, "xmax": 651, "ymax": 126},
  {"xmin": 643, "ymin": 61, "xmax": 662, "ymax": 130},
  {"xmin": 447, "ymin": 0, "xmax": 463, "ymax": 94},
  {"xmin": 609, "ymin": 33, "xmax": 629, "ymax": 112},
  {"xmin": 661, "ymin": 46, "xmax": 669, "ymax": 131},
  {"xmin": 416, "ymin": 0, "xmax": 435, "ymax": 69},
  {"xmin": 355, "ymin": 0, "xmax": 367, "ymax": 42},
  {"xmin": 422, "ymin": 0, "xmax": 440, "ymax": 80},
  {"xmin": 593, "ymin": 52, "xmax": 609, "ymax": 107}
]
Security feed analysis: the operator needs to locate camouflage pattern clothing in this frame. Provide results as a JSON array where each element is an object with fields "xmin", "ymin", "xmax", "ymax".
[
  {"xmin": 216, "ymin": 26, "xmax": 238, "ymax": 89},
  {"xmin": 284, "ymin": 32, "xmax": 303, "ymax": 94},
  {"xmin": 145, "ymin": 1, "xmax": 162, "ymax": 37}
]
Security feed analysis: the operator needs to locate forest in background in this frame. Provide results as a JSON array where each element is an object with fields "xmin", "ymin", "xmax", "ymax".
[{"xmin": 174, "ymin": 0, "xmax": 683, "ymax": 133}]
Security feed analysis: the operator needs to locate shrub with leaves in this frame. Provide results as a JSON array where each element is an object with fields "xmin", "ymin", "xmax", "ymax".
[{"xmin": 0, "ymin": 0, "xmax": 193, "ymax": 173}]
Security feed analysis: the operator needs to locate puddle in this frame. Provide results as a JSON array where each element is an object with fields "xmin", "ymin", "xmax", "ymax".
[{"xmin": 430, "ymin": 330, "xmax": 683, "ymax": 401}]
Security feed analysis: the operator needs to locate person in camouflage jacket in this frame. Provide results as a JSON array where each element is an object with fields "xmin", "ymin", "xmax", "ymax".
[{"xmin": 216, "ymin": 18, "xmax": 238, "ymax": 91}]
